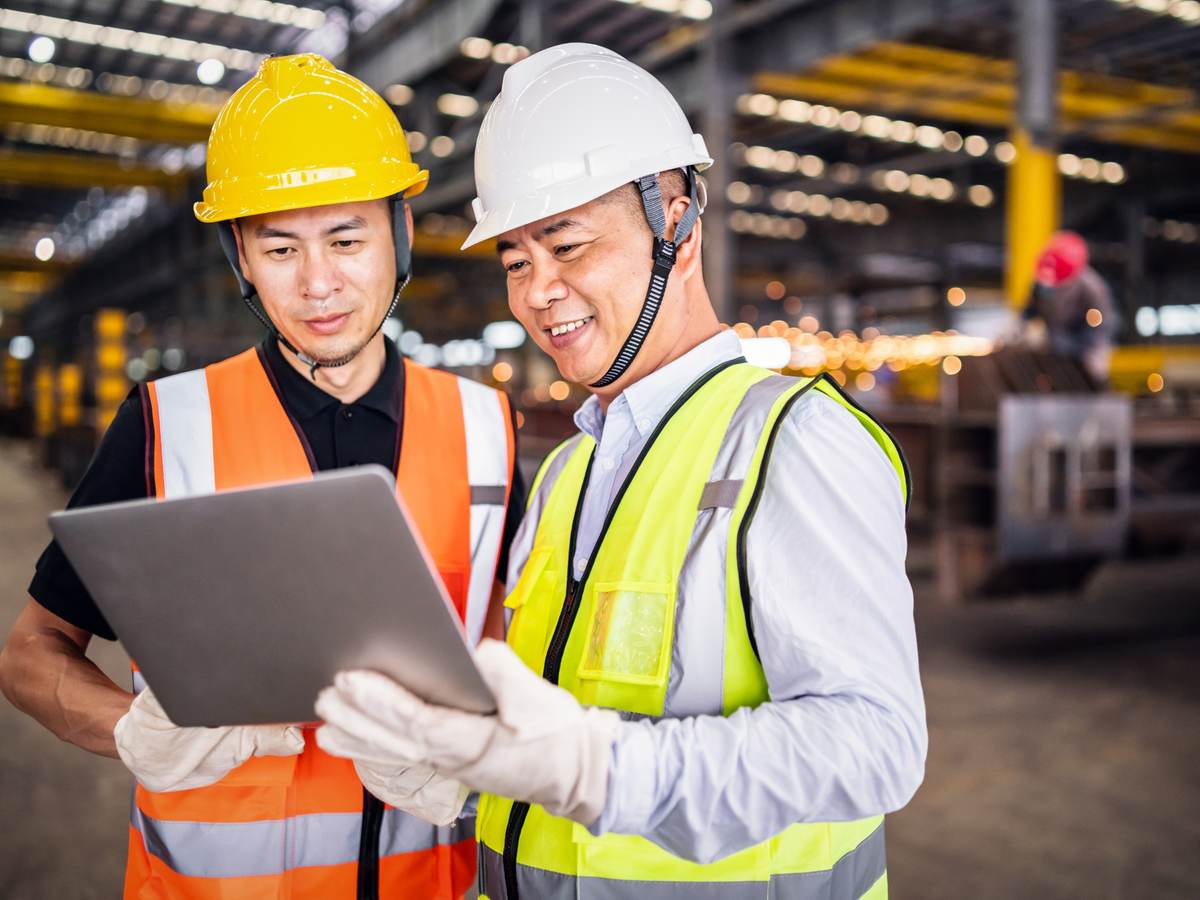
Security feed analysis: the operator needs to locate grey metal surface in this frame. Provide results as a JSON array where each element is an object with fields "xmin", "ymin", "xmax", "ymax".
[
  {"xmin": 997, "ymin": 394, "xmax": 1132, "ymax": 561},
  {"xmin": 1015, "ymin": 0, "xmax": 1058, "ymax": 148},
  {"xmin": 48, "ymin": 464, "xmax": 495, "ymax": 727}
]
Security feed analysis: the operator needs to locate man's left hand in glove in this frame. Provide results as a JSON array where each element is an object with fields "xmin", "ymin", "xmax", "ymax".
[{"xmin": 315, "ymin": 639, "xmax": 620, "ymax": 826}]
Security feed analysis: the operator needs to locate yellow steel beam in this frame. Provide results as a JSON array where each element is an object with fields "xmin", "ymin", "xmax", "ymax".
[
  {"xmin": 0, "ymin": 149, "xmax": 186, "ymax": 190},
  {"xmin": 0, "ymin": 252, "xmax": 72, "ymax": 273},
  {"xmin": 756, "ymin": 41, "xmax": 1200, "ymax": 154},
  {"xmin": 412, "ymin": 230, "xmax": 497, "ymax": 259},
  {"xmin": 0, "ymin": 82, "xmax": 218, "ymax": 144},
  {"xmin": 754, "ymin": 72, "xmax": 1012, "ymax": 126},
  {"xmin": 0, "ymin": 270, "xmax": 53, "ymax": 312}
]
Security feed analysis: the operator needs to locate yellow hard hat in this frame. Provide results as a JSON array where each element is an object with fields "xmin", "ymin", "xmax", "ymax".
[{"xmin": 194, "ymin": 53, "xmax": 428, "ymax": 223}]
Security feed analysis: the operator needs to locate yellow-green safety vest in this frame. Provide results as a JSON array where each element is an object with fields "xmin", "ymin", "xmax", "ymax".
[{"xmin": 478, "ymin": 360, "xmax": 910, "ymax": 900}]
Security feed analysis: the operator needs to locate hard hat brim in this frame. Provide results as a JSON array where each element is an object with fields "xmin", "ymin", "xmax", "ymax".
[
  {"xmin": 194, "ymin": 165, "xmax": 428, "ymax": 223},
  {"xmin": 462, "ymin": 151, "xmax": 711, "ymax": 250}
]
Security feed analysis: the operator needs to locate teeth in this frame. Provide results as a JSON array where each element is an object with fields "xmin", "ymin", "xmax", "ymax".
[{"xmin": 550, "ymin": 317, "xmax": 590, "ymax": 337}]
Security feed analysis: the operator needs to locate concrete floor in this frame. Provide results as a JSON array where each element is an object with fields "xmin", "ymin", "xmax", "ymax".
[{"xmin": 1, "ymin": 438, "xmax": 1198, "ymax": 899}]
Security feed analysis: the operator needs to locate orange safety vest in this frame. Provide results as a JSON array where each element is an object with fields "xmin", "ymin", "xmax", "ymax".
[{"xmin": 127, "ymin": 346, "xmax": 514, "ymax": 899}]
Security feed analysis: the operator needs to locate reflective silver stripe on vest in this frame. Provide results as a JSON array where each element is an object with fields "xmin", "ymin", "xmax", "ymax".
[
  {"xmin": 479, "ymin": 821, "xmax": 884, "ymax": 899},
  {"xmin": 458, "ymin": 376, "xmax": 511, "ymax": 647},
  {"xmin": 505, "ymin": 434, "xmax": 586, "ymax": 596},
  {"xmin": 131, "ymin": 800, "xmax": 448, "ymax": 878},
  {"xmin": 381, "ymin": 807, "xmax": 474, "ymax": 856},
  {"xmin": 664, "ymin": 374, "xmax": 800, "ymax": 718},
  {"xmin": 153, "ymin": 369, "xmax": 215, "ymax": 498}
]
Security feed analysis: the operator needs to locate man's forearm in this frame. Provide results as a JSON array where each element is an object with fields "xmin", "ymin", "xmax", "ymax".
[
  {"xmin": 0, "ymin": 607, "xmax": 131, "ymax": 759},
  {"xmin": 593, "ymin": 694, "xmax": 926, "ymax": 864}
]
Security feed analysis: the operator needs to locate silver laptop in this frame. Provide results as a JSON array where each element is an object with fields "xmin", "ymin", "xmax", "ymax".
[{"xmin": 49, "ymin": 465, "xmax": 496, "ymax": 726}]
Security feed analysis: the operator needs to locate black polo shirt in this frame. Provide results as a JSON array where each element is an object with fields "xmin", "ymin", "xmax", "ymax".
[{"xmin": 29, "ymin": 337, "xmax": 525, "ymax": 641}]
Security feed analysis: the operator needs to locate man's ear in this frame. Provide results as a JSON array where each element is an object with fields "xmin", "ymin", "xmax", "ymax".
[{"xmin": 670, "ymin": 197, "xmax": 702, "ymax": 279}]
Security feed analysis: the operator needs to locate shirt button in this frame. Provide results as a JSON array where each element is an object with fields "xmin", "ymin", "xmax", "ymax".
[
  {"xmin": 599, "ymin": 457, "xmax": 615, "ymax": 471},
  {"xmin": 341, "ymin": 408, "xmax": 354, "ymax": 420},
  {"xmin": 637, "ymin": 417, "xmax": 652, "ymax": 431},
  {"xmin": 576, "ymin": 557, "xmax": 588, "ymax": 574}
]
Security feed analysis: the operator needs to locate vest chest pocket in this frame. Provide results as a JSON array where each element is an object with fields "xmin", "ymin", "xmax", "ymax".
[
  {"xmin": 577, "ymin": 581, "xmax": 675, "ymax": 687},
  {"xmin": 504, "ymin": 547, "xmax": 562, "ymax": 670}
]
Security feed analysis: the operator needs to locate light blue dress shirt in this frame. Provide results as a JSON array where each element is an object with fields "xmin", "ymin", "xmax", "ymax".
[{"xmin": 506, "ymin": 330, "xmax": 926, "ymax": 864}]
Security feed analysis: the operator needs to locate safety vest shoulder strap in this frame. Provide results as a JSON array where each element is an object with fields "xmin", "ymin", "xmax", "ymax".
[
  {"xmin": 399, "ymin": 359, "xmax": 515, "ymax": 642},
  {"xmin": 526, "ymin": 433, "xmax": 591, "ymax": 512},
  {"xmin": 146, "ymin": 347, "xmax": 312, "ymax": 497}
]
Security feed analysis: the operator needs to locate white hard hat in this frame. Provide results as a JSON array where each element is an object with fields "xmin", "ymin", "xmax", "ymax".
[{"xmin": 462, "ymin": 43, "xmax": 713, "ymax": 249}]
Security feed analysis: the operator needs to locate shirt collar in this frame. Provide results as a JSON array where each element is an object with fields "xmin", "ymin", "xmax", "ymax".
[
  {"xmin": 573, "ymin": 330, "xmax": 744, "ymax": 442},
  {"xmin": 261, "ymin": 336, "xmax": 403, "ymax": 422}
]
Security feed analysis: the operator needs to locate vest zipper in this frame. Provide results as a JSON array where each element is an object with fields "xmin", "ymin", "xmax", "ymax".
[
  {"xmin": 503, "ymin": 454, "xmax": 594, "ymax": 899},
  {"xmin": 499, "ymin": 359, "xmax": 742, "ymax": 898},
  {"xmin": 357, "ymin": 789, "xmax": 383, "ymax": 900}
]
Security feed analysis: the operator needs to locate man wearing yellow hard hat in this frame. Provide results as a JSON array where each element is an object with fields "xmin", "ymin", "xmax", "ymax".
[
  {"xmin": 315, "ymin": 44, "xmax": 925, "ymax": 899},
  {"xmin": 0, "ymin": 54, "xmax": 522, "ymax": 898}
]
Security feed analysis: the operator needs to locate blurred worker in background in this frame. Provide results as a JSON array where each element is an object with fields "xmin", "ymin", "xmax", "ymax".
[
  {"xmin": 0, "ymin": 54, "xmax": 522, "ymax": 899},
  {"xmin": 316, "ymin": 43, "xmax": 926, "ymax": 899},
  {"xmin": 1022, "ymin": 230, "xmax": 1118, "ymax": 384}
]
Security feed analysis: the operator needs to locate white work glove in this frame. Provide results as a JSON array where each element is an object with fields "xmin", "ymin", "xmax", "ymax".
[
  {"xmin": 315, "ymin": 639, "xmax": 620, "ymax": 826},
  {"xmin": 115, "ymin": 687, "xmax": 305, "ymax": 793},
  {"xmin": 351, "ymin": 759, "xmax": 469, "ymax": 826}
]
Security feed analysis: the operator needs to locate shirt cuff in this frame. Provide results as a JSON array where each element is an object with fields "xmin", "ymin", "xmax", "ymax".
[
  {"xmin": 461, "ymin": 791, "xmax": 479, "ymax": 817},
  {"xmin": 588, "ymin": 718, "xmax": 658, "ymax": 836}
]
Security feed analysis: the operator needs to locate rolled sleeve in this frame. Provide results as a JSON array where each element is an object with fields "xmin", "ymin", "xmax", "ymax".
[{"xmin": 593, "ymin": 391, "xmax": 926, "ymax": 862}]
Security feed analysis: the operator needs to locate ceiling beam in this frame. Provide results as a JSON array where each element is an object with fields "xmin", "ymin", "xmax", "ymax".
[
  {"xmin": 756, "ymin": 41, "xmax": 1200, "ymax": 154},
  {"xmin": 0, "ymin": 149, "xmax": 187, "ymax": 191},
  {"xmin": 0, "ymin": 82, "xmax": 219, "ymax": 144}
]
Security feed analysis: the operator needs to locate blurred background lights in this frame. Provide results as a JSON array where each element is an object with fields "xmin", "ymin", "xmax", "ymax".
[
  {"xmin": 34, "ymin": 237, "xmax": 55, "ymax": 261},
  {"xmin": 28, "ymin": 35, "xmax": 55, "ymax": 63},
  {"xmin": 196, "ymin": 58, "xmax": 225, "ymax": 85},
  {"xmin": 8, "ymin": 335, "xmax": 34, "ymax": 360},
  {"xmin": 483, "ymin": 321, "xmax": 526, "ymax": 349}
]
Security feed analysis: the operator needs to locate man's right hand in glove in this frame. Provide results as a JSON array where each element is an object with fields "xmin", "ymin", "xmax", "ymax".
[{"xmin": 115, "ymin": 687, "xmax": 305, "ymax": 793}]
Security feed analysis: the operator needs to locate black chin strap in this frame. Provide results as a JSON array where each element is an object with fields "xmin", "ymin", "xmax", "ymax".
[
  {"xmin": 217, "ymin": 197, "xmax": 413, "ymax": 380},
  {"xmin": 589, "ymin": 169, "xmax": 702, "ymax": 389}
]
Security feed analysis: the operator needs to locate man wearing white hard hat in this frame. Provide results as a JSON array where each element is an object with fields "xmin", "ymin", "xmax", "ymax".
[{"xmin": 316, "ymin": 43, "xmax": 926, "ymax": 899}]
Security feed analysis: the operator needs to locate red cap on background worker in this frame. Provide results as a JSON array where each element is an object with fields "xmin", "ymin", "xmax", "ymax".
[{"xmin": 1036, "ymin": 230, "xmax": 1089, "ymax": 288}]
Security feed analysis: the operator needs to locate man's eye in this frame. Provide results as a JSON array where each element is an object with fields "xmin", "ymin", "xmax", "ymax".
[
  {"xmin": 506, "ymin": 260, "xmax": 528, "ymax": 273},
  {"xmin": 334, "ymin": 240, "xmax": 359, "ymax": 249},
  {"xmin": 555, "ymin": 244, "xmax": 577, "ymax": 256},
  {"xmin": 267, "ymin": 247, "xmax": 293, "ymax": 258}
]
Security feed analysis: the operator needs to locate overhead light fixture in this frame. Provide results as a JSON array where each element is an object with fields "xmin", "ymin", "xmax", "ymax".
[
  {"xmin": 483, "ymin": 321, "xmax": 527, "ymax": 350},
  {"xmin": 384, "ymin": 83, "xmax": 413, "ymax": 106},
  {"xmin": 437, "ymin": 93, "xmax": 478, "ymax": 117},
  {"xmin": 196, "ymin": 57, "xmax": 225, "ymax": 85},
  {"xmin": 8, "ymin": 335, "xmax": 34, "ymax": 361},
  {"xmin": 460, "ymin": 36, "xmax": 493, "ymax": 59},
  {"xmin": 28, "ymin": 35, "xmax": 55, "ymax": 63},
  {"xmin": 160, "ymin": 0, "xmax": 326, "ymax": 30},
  {"xmin": 0, "ymin": 7, "xmax": 260, "ymax": 70}
]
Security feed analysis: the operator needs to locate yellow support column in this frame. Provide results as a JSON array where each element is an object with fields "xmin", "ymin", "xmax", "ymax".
[
  {"xmin": 57, "ymin": 363, "xmax": 83, "ymax": 428},
  {"xmin": 95, "ymin": 309, "xmax": 129, "ymax": 432},
  {"xmin": 3, "ymin": 355, "xmax": 20, "ymax": 409},
  {"xmin": 1005, "ymin": 128, "xmax": 1060, "ymax": 309},
  {"xmin": 33, "ymin": 364, "xmax": 55, "ymax": 438}
]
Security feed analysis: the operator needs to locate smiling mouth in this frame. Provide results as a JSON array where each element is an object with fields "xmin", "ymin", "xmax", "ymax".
[{"xmin": 546, "ymin": 316, "xmax": 593, "ymax": 337}]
